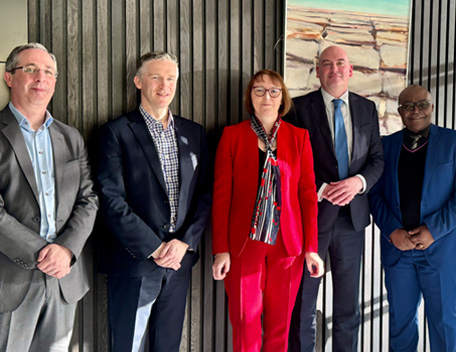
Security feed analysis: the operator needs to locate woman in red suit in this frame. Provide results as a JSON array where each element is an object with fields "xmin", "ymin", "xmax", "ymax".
[{"xmin": 212, "ymin": 70, "xmax": 324, "ymax": 351}]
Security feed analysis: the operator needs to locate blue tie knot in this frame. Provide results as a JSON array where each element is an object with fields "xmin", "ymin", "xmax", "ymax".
[{"xmin": 333, "ymin": 99, "xmax": 343, "ymax": 109}]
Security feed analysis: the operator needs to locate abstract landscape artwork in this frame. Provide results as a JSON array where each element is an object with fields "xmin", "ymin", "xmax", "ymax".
[{"xmin": 285, "ymin": 0, "xmax": 412, "ymax": 134}]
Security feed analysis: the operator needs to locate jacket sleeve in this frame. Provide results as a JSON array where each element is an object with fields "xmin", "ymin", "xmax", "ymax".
[
  {"xmin": 53, "ymin": 130, "xmax": 99, "ymax": 259},
  {"xmin": 356, "ymin": 101, "xmax": 384, "ymax": 193},
  {"xmin": 211, "ymin": 128, "xmax": 233, "ymax": 254},
  {"xmin": 299, "ymin": 130, "xmax": 319, "ymax": 253},
  {"xmin": 96, "ymin": 123, "xmax": 163, "ymax": 262},
  {"xmin": 173, "ymin": 125, "xmax": 212, "ymax": 250}
]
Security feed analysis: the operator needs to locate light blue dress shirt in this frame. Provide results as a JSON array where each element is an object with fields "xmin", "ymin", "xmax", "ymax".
[{"xmin": 9, "ymin": 102, "xmax": 57, "ymax": 243}]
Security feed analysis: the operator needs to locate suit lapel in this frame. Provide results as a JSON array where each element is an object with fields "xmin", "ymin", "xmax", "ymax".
[
  {"xmin": 422, "ymin": 124, "xmax": 440, "ymax": 194},
  {"xmin": 390, "ymin": 130, "xmax": 404, "ymax": 207},
  {"xmin": 1, "ymin": 107, "xmax": 39, "ymax": 202},
  {"xmin": 50, "ymin": 125, "xmax": 65, "ymax": 210},
  {"xmin": 349, "ymin": 92, "xmax": 364, "ymax": 169},
  {"xmin": 128, "ymin": 111, "xmax": 167, "ymax": 192},
  {"xmin": 311, "ymin": 90, "xmax": 335, "ymax": 157},
  {"xmin": 174, "ymin": 118, "xmax": 194, "ymax": 228}
]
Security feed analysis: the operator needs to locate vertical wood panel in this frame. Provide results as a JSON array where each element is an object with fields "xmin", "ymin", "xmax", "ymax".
[
  {"xmin": 96, "ymin": 0, "xmax": 110, "ymax": 127},
  {"xmin": 51, "ymin": 0, "xmax": 67, "ymax": 122},
  {"xmin": 24, "ymin": 0, "xmax": 454, "ymax": 350},
  {"xmin": 125, "ymin": 0, "xmax": 138, "ymax": 112}
]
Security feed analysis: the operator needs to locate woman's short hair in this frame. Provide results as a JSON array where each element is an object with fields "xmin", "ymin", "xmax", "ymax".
[{"xmin": 244, "ymin": 69, "xmax": 292, "ymax": 117}]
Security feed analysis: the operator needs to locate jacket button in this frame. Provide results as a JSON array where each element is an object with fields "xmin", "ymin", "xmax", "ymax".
[
  {"xmin": 163, "ymin": 224, "xmax": 170, "ymax": 230},
  {"xmin": 32, "ymin": 217, "xmax": 40, "ymax": 223}
]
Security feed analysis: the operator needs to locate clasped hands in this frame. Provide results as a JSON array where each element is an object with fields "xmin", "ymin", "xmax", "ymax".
[
  {"xmin": 389, "ymin": 225, "xmax": 434, "ymax": 251},
  {"xmin": 151, "ymin": 239, "xmax": 189, "ymax": 271},
  {"xmin": 37, "ymin": 243, "xmax": 73, "ymax": 279},
  {"xmin": 321, "ymin": 176, "xmax": 363, "ymax": 206}
]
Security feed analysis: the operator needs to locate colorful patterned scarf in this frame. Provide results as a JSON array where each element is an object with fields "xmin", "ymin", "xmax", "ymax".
[{"xmin": 249, "ymin": 115, "xmax": 282, "ymax": 245}]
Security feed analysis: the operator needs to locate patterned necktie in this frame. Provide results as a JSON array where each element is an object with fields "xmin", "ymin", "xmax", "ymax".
[
  {"xmin": 333, "ymin": 99, "xmax": 349, "ymax": 180},
  {"xmin": 410, "ymin": 134, "xmax": 422, "ymax": 150}
]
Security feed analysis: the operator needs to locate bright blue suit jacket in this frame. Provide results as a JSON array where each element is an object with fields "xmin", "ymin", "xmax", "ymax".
[{"xmin": 369, "ymin": 124, "xmax": 456, "ymax": 269}]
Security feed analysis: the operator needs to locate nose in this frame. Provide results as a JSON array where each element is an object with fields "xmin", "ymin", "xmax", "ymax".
[
  {"xmin": 34, "ymin": 69, "xmax": 48, "ymax": 81},
  {"xmin": 411, "ymin": 104, "xmax": 420, "ymax": 113}
]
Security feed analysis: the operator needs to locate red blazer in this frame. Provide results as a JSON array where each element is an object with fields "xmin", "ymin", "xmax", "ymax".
[{"xmin": 212, "ymin": 120, "xmax": 318, "ymax": 257}]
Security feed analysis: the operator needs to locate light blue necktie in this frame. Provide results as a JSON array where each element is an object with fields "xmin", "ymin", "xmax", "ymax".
[{"xmin": 333, "ymin": 99, "xmax": 349, "ymax": 180}]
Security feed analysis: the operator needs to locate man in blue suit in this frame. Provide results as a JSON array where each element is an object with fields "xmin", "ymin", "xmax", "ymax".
[
  {"xmin": 97, "ymin": 51, "xmax": 211, "ymax": 352},
  {"xmin": 369, "ymin": 85, "xmax": 456, "ymax": 351},
  {"xmin": 286, "ymin": 46, "xmax": 384, "ymax": 352}
]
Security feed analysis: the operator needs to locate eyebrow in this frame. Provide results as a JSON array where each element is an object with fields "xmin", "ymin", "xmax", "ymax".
[
  {"xmin": 22, "ymin": 63, "xmax": 55, "ymax": 70},
  {"xmin": 320, "ymin": 58, "xmax": 346, "ymax": 63}
]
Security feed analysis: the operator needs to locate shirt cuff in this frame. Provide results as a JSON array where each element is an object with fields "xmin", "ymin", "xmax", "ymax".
[
  {"xmin": 317, "ymin": 182, "xmax": 328, "ymax": 202},
  {"xmin": 356, "ymin": 174, "xmax": 367, "ymax": 194}
]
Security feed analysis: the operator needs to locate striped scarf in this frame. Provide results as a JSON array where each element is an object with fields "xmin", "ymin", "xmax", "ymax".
[{"xmin": 249, "ymin": 115, "xmax": 282, "ymax": 245}]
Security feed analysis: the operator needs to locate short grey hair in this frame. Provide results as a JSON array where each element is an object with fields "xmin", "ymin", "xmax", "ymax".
[
  {"xmin": 136, "ymin": 51, "xmax": 179, "ymax": 78},
  {"xmin": 5, "ymin": 42, "xmax": 58, "ymax": 76}
]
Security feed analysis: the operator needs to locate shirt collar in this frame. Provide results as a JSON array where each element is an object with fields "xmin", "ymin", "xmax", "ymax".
[
  {"xmin": 139, "ymin": 104, "xmax": 175, "ymax": 130},
  {"xmin": 404, "ymin": 125, "xmax": 431, "ymax": 139},
  {"xmin": 321, "ymin": 88, "xmax": 349, "ymax": 107},
  {"xmin": 9, "ymin": 101, "xmax": 54, "ymax": 131}
]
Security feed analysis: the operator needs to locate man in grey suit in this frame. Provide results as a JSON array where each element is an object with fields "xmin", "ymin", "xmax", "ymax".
[{"xmin": 0, "ymin": 43, "xmax": 98, "ymax": 351}]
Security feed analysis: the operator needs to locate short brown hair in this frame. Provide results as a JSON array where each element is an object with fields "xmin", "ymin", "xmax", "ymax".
[
  {"xmin": 136, "ymin": 51, "xmax": 179, "ymax": 78},
  {"xmin": 244, "ymin": 69, "xmax": 292, "ymax": 117}
]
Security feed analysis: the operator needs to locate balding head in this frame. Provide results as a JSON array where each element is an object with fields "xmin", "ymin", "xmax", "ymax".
[{"xmin": 316, "ymin": 46, "xmax": 353, "ymax": 98}]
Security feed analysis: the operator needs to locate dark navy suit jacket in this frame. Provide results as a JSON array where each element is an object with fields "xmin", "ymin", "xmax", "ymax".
[
  {"xmin": 284, "ymin": 89, "xmax": 384, "ymax": 233},
  {"xmin": 96, "ymin": 109, "xmax": 211, "ymax": 277},
  {"xmin": 369, "ymin": 124, "xmax": 456, "ymax": 269}
]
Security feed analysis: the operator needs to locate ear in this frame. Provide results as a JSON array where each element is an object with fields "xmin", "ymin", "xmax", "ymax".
[
  {"xmin": 4, "ymin": 71, "xmax": 13, "ymax": 88},
  {"xmin": 133, "ymin": 75, "xmax": 142, "ymax": 90},
  {"xmin": 316, "ymin": 66, "xmax": 320, "ymax": 78},
  {"xmin": 348, "ymin": 65, "xmax": 354, "ymax": 77}
]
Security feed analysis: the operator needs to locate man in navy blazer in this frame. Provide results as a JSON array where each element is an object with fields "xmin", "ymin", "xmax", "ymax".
[
  {"xmin": 369, "ymin": 85, "xmax": 456, "ymax": 351},
  {"xmin": 285, "ymin": 46, "xmax": 384, "ymax": 352},
  {"xmin": 97, "ymin": 51, "xmax": 211, "ymax": 351}
]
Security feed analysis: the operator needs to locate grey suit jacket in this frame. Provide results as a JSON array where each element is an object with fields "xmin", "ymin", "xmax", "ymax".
[{"xmin": 0, "ymin": 105, "xmax": 98, "ymax": 313}]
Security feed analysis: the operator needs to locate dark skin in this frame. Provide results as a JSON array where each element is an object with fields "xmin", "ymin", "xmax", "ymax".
[{"xmin": 390, "ymin": 85, "xmax": 435, "ymax": 251}]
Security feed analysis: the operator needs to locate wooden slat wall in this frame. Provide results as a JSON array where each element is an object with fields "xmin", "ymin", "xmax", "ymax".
[{"xmin": 25, "ymin": 0, "xmax": 454, "ymax": 351}]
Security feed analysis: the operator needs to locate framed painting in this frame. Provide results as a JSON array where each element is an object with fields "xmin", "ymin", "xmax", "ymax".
[{"xmin": 285, "ymin": 0, "xmax": 412, "ymax": 134}]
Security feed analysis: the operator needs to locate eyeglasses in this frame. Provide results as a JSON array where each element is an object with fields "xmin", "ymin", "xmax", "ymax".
[
  {"xmin": 8, "ymin": 65, "xmax": 57, "ymax": 78},
  {"xmin": 398, "ymin": 100, "xmax": 431, "ymax": 111},
  {"xmin": 252, "ymin": 86, "xmax": 282, "ymax": 98}
]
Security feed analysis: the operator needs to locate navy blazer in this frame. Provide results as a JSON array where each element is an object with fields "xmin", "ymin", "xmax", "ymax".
[
  {"xmin": 369, "ymin": 124, "xmax": 456, "ymax": 269},
  {"xmin": 97, "ymin": 109, "xmax": 211, "ymax": 277},
  {"xmin": 284, "ymin": 89, "xmax": 384, "ymax": 232}
]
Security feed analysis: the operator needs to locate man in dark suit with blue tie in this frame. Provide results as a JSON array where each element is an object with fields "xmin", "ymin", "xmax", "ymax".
[
  {"xmin": 97, "ymin": 51, "xmax": 211, "ymax": 352},
  {"xmin": 369, "ymin": 85, "xmax": 456, "ymax": 351},
  {"xmin": 285, "ymin": 46, "xmax": 384, "ymax": 352}
]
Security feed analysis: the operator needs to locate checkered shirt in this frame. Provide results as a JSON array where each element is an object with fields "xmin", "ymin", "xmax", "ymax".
[{"xmin": 140, "ymin": 104, "xmax": 180, "ymax": 232}]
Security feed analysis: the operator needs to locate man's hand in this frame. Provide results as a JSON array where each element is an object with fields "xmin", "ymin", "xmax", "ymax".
[
  {"xmin": 408, "ymin": 225, "xmax": 434, "ymax": 250},
  {"xmin": 154, "ymin": 239, "xmax": 189, "ymax": 271},
  {"xmin": 389, "ymin": 228, "xmax": 416, "ymax": 251},
  {"xmin": 37, "ymin": 244, "xmax": 73, "ymax": 279},
  {"xmin": 212, "ymin": 253, "xmax": 231, "ymax": 280},
  {"xmin": 305, "ymin": 252, "xmax": 324, "ymax": 278},
  {"xmin": 322, "ymin": 176, "xmax": 363, "ymax": 206}
]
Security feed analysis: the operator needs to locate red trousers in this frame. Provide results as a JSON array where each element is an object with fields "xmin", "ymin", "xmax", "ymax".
[{"xmin": 224, "ymin": 234, "xmax": 304, "ymax": 352}]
